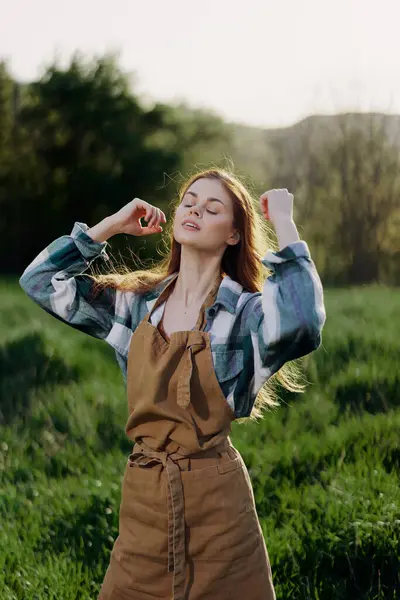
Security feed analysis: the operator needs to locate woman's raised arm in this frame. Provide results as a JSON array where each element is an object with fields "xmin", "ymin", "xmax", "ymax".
[
  {"xmin": 19, "ymin": 199, "xmax": 167, "ymax": 340},
  {"xmin": 19, "ymin": 219, "xmax": 118, "ymax": 340}
]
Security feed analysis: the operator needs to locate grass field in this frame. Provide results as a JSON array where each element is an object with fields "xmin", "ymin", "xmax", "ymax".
[{"xmin": 1, "ymin": 279, "xmax": 399, "ymax": 599}]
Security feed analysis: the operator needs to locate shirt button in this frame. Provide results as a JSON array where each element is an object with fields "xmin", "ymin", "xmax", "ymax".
[{"xmin": 208, "ymin": 308, "xmax": 216, "ymax": 317}]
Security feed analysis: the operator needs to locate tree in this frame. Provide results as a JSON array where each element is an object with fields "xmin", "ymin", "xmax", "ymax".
[
  {"xmin": 331, "ymin": 114, "xmax": 400, "ymax": 284},
  {"xmin": 1, "ymin": 54, "xmax": 181, "ymax": 273},
  {"xmin": 266, "ymin": 113, "xmax": 400, "ymax": 285},
  {"xmin": 1, "ymin": 54, "xmax": 238, "ymax": 274}
]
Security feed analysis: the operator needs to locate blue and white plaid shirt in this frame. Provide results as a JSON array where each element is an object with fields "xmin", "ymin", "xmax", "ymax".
[{"xmin": 19, "ymin": 222, "xmax": 326, "ymax": 419}]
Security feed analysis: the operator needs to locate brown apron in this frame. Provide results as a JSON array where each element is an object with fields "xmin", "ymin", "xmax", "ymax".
[{"xmin": 98, "ymin": 274, "xmax": 276, "ymax": 600}]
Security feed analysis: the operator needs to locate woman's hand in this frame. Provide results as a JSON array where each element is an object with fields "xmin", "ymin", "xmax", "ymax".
[
  {"xmin": 260, "ymin": 189, "xmax": 300, "ymax": 248},
  {"xmin": 110, "ymin": 198, "xmax": 167, "ymax": 236},
  {"xmin": 259, "ymin": 189, "xmax": 294, "ymax": 224}
]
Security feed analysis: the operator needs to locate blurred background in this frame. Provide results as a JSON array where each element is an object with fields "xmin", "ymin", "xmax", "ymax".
[{"xmin": 1, "ymin": 1, "xmax": 400, "ymax": 599}]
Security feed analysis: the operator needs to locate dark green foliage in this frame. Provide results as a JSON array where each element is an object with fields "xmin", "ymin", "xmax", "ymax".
[
  {"xmin": 1, "ymin": 56, "xmax": 399, "ymax": 284},
  {"xmin": 0, "ymin": 55, "xmax": 233, "ymax": 277}
]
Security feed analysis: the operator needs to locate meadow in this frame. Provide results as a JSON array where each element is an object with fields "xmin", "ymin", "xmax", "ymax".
[{"xmin": 1, "ymin": 280, "xmax": 399, "ymax": 599}]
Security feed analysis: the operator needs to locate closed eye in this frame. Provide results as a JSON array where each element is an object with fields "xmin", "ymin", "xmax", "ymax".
[{"xmin": 184, "ymin": 204, "xmax": 217, "ymax": 215}]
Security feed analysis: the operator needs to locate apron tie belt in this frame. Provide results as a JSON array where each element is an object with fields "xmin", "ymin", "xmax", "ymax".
[
  {"xmin": 128, "ymin": 437, "xmax": 230, "ymax": 600},
  {"xmin": 128, "ymin": 443, "xmax": 187, "ymax": 600}
]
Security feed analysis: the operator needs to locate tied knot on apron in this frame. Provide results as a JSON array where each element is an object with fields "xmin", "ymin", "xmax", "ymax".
[
  {"xmin": 128, "ymin": 441, "xmax": 189, "ymax": 599},
  {"xmin": 128, "ymin": 437, "xmax": 229, "ymax": 600},
  {"xmin": 177, "ymin": 333, "xmax": 207, "ymax": 410}
]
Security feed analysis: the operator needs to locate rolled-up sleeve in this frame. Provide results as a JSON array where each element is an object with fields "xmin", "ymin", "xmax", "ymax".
[
  {"xmin": 19, "ymin": 222, "xmax": 116, "ymax": 340},
  {"xmin": 246, "ymin": 240, "xmax": 326, "ymax": 382}
]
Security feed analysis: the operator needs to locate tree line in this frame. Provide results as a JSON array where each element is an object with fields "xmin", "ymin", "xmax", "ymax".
[{"xmin": 1, "ymin": 53, "xmax": 398, "ymax": 284}]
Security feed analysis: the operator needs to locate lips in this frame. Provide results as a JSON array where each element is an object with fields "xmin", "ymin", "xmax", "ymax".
[{"xmin": 182, "ymin": 219, "xmax": 201, "ymax": 230}]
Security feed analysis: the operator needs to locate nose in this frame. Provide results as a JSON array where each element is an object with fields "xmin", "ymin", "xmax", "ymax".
[{"xmin": 189, "ymin": 204, "xmax": 201, "ymax": 216}]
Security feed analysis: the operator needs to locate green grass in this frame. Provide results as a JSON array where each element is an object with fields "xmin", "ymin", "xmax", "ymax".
[{"xmin": 1, "ymin": 280, "xmax": 399, "ymax": 599}]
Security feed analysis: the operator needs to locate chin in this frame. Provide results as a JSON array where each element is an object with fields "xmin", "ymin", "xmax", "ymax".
[
  {"xmin": 175, "ymin": 236, "xmax": 200, "ymax": 247},
  {"xmin": 174, "ymin": 229, "xmax": 202, "ymax": 245}
]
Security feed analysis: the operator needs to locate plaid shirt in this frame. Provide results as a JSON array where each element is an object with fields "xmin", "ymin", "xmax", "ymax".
[{"xmin": 19, "ymin": 222, "xmax": 326, "ymax": 419}]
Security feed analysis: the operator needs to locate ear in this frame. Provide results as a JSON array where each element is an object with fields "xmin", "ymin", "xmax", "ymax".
[{"xmin": 227, "ymin": 230, "xmax": 241, "ymax": 246}]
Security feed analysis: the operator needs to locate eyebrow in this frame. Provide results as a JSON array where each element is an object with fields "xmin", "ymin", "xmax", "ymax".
[{"xmin": 185, "ymin": 190, "xmax": 225, "ymax": 206}]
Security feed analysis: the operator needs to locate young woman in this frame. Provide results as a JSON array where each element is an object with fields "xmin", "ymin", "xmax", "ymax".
[{"xmin": 20, "ymin": 168, "xmax": 326, "ymax": 600}]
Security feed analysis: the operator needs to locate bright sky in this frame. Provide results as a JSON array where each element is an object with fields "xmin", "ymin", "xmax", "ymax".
[{"xmin": 1, "ymin": 0, "xmax": 399, "ymax": 128}]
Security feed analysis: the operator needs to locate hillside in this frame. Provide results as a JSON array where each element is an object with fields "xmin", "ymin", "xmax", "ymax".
[{"xmin": 227, "ymin": 112, "xmax": 400, "ymax": 186}]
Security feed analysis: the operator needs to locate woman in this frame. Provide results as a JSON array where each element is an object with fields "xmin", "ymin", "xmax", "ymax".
[{"xmin": 20, "ymin": 168, "xmax": 326, "ymax": 600}]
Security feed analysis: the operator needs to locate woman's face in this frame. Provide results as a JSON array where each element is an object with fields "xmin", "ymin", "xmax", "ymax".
[{"xmin": 173, "ymin": 177, "xmax": 240, "ymax": 251}]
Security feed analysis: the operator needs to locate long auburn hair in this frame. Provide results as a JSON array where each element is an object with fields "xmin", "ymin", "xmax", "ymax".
[{"xmin": 89, "ymin": 167, "xmax": 307, "ymax": 423}]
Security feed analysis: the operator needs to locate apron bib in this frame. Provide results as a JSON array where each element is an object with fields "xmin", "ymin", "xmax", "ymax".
[{"xmin": 98, "ymin": 274, "xmax": 276, "ymax": 600}]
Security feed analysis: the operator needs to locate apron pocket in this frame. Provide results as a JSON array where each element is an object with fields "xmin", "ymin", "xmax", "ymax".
[
  {"xmin": 217, "ymin": 445, "xmax": 243, "ymax": 474},
  {"xmin": 183, "ymin": 462, "xmax": 261, "ymax": 560}
]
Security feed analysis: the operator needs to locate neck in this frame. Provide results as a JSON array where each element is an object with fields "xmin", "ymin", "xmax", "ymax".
[{"xmin": 172, "ymin": 256, "xmax": 222, "ymax": 309}]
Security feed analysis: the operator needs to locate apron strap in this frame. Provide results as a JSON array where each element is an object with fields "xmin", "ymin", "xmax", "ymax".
[{"xmin": 176, "ymin": 338, "xmax": 206, "ymax": 409}]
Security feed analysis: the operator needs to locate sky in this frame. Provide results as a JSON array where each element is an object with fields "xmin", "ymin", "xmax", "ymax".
[{"xmin": 1, "ymin": 0, "xmax": 400, "ymax": 128}]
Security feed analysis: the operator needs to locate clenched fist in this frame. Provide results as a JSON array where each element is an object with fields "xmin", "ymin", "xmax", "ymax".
[{"xmin": 259, "ymin": 189, "xmax": 294, "ymax": 225}]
